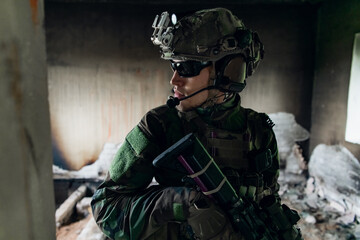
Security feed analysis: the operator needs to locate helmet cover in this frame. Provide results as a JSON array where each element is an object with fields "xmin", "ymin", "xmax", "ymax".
[{"xmin": 151, "ymin": 8, "xmax": 264, "ymax": 91}]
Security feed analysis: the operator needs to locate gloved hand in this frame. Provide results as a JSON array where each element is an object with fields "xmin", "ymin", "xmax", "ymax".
[
  {"xmin": 149, "ymin": 186, "xmax": 198, "ymax": 225},
  {"xmin": 147, "ymin": 187, "xmax": 241, "ymax": 240},
  {"xmin": 187, "ymin": 194, "xmax": 242, "ymax": 240}
]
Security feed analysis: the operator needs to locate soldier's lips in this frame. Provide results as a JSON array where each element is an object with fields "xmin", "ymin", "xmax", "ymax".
[{"xmin": 174, "ymin": 90, "xmax": 185, "ymax": 99}]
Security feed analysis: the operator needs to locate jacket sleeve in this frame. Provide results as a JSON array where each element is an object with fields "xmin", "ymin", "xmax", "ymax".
[
  {"xmin": 91, "ymin": 109, "xmax": 165, "ymax": 240},
  {"xmin": 248, "ymin": 111, "xmax": 280, "ymax": 198},
  {"xmin": 261, "ymin": 127, "xmax": 281, "ymax": 197},
  {"xmin": 91, "ymin": 109, "xmax": 193, "ymax": 240}
]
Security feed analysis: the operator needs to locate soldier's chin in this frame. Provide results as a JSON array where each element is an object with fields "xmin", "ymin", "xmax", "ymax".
[{"xmin": 176, "ymin": 102, "xmax": 192, "ymax": 112}]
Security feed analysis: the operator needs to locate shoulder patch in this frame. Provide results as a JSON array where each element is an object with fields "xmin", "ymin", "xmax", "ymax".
[
  {"xmin": 127, "ymin": 125, "xmax": 150, "ymax": 155},
  {"xmin": 260, "ymin": 113, "xmax": 275, "ymax": 129},
  {"xmin": 109, "ymin": 126, "xmax": 150, "ymax": 183}
]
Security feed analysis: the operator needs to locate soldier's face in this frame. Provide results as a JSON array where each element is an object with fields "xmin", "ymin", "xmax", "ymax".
[{"xmin": 170, "ymin": 66, "xmax": 211, "ymax": 112}]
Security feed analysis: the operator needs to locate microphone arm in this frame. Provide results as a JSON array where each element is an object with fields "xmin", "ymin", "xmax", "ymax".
[{"xmin": 166, "ymin": 86, "xmax": 220, "ymax": 108}]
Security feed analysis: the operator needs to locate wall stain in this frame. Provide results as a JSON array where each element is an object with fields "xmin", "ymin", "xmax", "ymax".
[
  {"xmin": 6, "ymin": 43, "xmax": 39, "ymax": 173},
  {"xmin": 6, "ymin": 42, "xmax": 23, "ymax": 115},
  {"xmin": 30, "ymin": 0, "xmax": 38, "ymax": 26}
]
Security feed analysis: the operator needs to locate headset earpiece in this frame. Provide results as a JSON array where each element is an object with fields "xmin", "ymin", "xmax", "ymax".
[{"xmin": 214, "ymin": 54, "xmax": 247, "ymax": 92}]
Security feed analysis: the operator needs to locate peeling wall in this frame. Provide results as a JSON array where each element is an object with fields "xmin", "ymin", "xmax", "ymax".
[
  {"xmin": 311, "ymin": 0, "xmax": 360, "ymax": 158},
  {"xmin": 0, "ymin": 0, "xmax": 55, "ymax": 239},
  {"xmin": 45, "ymin": 3, "xmax": 316, "ymax": 169}
]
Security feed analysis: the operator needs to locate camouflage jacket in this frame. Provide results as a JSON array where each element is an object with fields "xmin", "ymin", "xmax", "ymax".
[{"xmin": 91, "ymin": 94, "xmax": 280, "ymax": 240}]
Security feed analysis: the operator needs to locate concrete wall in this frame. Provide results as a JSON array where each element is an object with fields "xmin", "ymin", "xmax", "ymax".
[
  {"xmin": 46, "ymin": 3, "xmax": 172, "ymax": 169},
  {"xmin": 311, "ymin": 0, "xmax": 360, "ymax": 158},
  {"xmin": 238, "ymin": 5, "xmax": 316, "ymax": 130},
  {"xmin": 0, "ymin": 0, "xmax": 56, "ymax": 239},
  {"xmin": 45, "ymin": 3, "xmax": 316, "ymax": 169}
]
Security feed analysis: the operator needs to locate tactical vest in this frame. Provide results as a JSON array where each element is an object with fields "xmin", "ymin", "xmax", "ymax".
[{"xmin": 176, "ymin": 108, "xmax": 274, "ymax": 203}]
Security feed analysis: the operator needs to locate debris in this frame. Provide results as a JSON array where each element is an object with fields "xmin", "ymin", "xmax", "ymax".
[
  {"xmin": 280, "ymin": 142, "xmax": 360, "ymax": 240},
  {"xmin": 303, "ymin": 214, "xmax": 316, "ymax": 224},
  {"xmin": 56, "ymin": 214, "xmax": 92, "ymax": 240},
  {"xmin": 327, "ymin": 201, "xmax": 347, "ymax": 214},
  {"xmin": 76, "ymin": 216, "xmax": 107, "ymax": 240},
  {"xmin": 53, "ymin": 142, "xmax": 121, "ymax": 179},
  {"xmin": 269, "ymin": 112, "xmax": 310, "ymax": 165},
  {"xmin": 55, "ymin": 185, "xmax": 88, "ymax": 228},
  {"xmin": 335, "ymin": 212, "xmax": 356, "ymax": 225},
  {"xmin": 305, "ymin": 177, "xmax": 315, "ymax": 195},
  {"xmin": 286, "ymin": 144, "xmax": 307, "ymax": 174},
  {"xmin": 354, "ymin": 224, "xmax": 360, "ymax": 239},
  {"xmin": 309, "ymin": 144, "xmax": 360, "ymax": 217},
  {"xmin": 76, "ymin": 197, "xmax": 92, "ymax": 218}
]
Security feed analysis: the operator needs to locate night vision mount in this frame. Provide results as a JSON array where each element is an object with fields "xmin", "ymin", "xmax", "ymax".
[{"xmin": 151, "ymin": 12, "xmax": 176, "ymax": 50}]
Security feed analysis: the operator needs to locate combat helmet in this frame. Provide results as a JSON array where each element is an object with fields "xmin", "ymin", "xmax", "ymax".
[{"xmin": 151, "ymin": 8, "xmax": 264, "ymax": 92}]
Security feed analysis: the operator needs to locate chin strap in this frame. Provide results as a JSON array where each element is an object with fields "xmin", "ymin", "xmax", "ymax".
[{"xmin": 198, "ymin": 85, "xmax": 234, "ymax": 109}]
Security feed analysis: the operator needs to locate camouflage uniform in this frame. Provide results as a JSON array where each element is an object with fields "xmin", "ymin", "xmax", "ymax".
[{"xmin": 91, "ymin": 94, "xmax": 280, "ymax": 240}]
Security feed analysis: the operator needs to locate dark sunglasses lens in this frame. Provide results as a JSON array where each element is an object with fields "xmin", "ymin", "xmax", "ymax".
[
  {"xmin": 171, "ymin": 61, "xmax": 210, "ymax": 77},
  {"xmin": 171, "ymin": 62, "xmax": 194, "ymax": 77}
]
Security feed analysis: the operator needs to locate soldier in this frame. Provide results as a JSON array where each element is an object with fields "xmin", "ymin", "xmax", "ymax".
[{"xmin": 92, "ymin": 8, "xmax": 300, "ymax": 240}]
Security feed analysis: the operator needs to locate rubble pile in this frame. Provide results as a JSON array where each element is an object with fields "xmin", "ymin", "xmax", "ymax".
[
  {"xmin": 53, "ymin": 142, "xmax": 120, "ymax": 179},
  {"xmin": 279, "ymin": 166, "xmax": 360, "ymax": 240},
  {"xmin": 270, "ymin": 112, "xmax": 360, "ymax": 240},
  {"xmin": 56, "ymin": 190, "xmax": 106, "ymax": 240},
  {"xmin": 269, "ymin": 112, "xmax": 310, "ymax": 169},
  {"xmin": 54, "ymin": 143, "xmax": 120, "ymax": 240},
  {"xmin": 309, "ymin": 144, "xmax": 360, "ymax": 217}
]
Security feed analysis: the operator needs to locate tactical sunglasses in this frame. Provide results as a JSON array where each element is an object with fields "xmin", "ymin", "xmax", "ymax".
[{"xmin": 170, "ymin": 60, "xmax": 212, "ymax": 77}]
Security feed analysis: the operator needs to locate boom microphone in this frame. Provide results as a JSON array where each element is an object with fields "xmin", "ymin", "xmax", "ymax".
[
  {"xmin": 166, "ymin": 96, "xmax": 180, "ymax": 108},
  {"xmin": 166, "ymin": 86, "xmax": 218, "ymax": 108}
]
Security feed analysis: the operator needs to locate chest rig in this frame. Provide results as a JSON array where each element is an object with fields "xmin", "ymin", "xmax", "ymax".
[{"xmin": 177, "ymin": 105, "xmax": 273, "ymax": 203}]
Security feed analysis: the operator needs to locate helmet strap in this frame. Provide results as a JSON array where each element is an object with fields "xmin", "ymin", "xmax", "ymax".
[
  {"xmin": 200, "ymin": 88, "xmax": 223, "ymax": 109},
  {"xmin": 201, "ymin": 64, "xmax": 225, "ymax": 107},
  {"xmin": 201, "ymin": 59, "xmax": 244, "ymax": 109},
  {"xmin": 209, "ymin": 62, "xmax": 217, "ymax": 86}
]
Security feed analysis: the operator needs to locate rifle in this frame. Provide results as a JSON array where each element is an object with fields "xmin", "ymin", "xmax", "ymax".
[{"xmin": 153, "ymin": 133, "xmax": 302, "ymax": 240}]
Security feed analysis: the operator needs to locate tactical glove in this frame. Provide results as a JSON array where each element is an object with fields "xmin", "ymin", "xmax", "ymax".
[
  {"xmin": 149, "ymin": 187, "xmax": 200, "ymax": 225},
  {"xmin": 187, "ymin": 192, "xmax": 243, "ymax": 240}
]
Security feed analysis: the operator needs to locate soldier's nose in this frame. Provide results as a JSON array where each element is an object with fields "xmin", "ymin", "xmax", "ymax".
[{"xmin": 170, "ymin": 71, "xmax": 185, "ymax": 87}]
